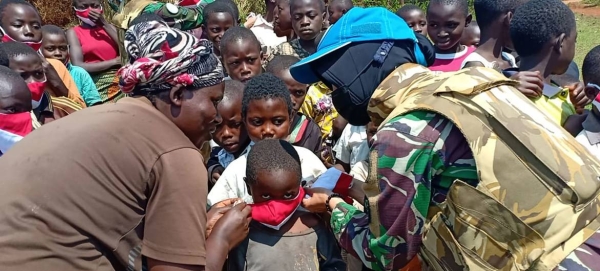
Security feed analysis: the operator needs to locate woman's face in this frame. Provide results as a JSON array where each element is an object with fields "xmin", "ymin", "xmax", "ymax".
[
  {"xmin": 0, "ymin": 4, "xmax": 42, "ymax": 43},
  {"xmin": 174, "ymin": 83, "xmax": 224, "ymax": 148}
]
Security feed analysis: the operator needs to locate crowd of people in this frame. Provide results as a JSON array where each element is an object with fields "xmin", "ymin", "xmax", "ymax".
[{"xmin": 1, "ymin": 0, "xmax": 600, "ymax": 270}]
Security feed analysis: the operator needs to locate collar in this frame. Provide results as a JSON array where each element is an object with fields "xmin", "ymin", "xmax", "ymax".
[
  {"xmin": 582, "ymin": 113, "xmax": 600, "ymax": 145},
  {"xmin": 252, "ymin": 14, "xmax": 273, "ymax": 28}
]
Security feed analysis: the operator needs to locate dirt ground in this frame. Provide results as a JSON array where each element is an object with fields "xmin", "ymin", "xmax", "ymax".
[{"xmin": 565, "ymin": 0, "xmax": 600, "ymax": 16}]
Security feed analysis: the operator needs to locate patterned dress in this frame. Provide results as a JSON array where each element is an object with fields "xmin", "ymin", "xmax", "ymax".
[{"xmin": 330, "ymin": 111, "xmax": 600, "ymax": 271}]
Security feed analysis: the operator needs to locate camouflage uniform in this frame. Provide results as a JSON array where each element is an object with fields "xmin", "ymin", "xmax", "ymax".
[{"xmin": 330, "ymin": 64, "xmax": 600, "ymax": 271}]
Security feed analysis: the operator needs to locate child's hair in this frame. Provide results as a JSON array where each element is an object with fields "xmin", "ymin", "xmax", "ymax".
[
  {"xmin": 330, "ymin": 0, "xmax": 353, "ymax": 8},
  {"xmin": 219, "ymin": 26, "xmax": 261, "ymax": 55},
  {"xmin": 0, "ymin": 42, "xmax": 39, "ymax": 59},
  {"xmin": 242, "ymin": 73, "xmax": 293, "ymax": 119},
  {"xmin": 217, "ymin": 0, "xmax": 240, "ymax": 23},
  {"xmin": 0, "ymin": 47, "xmax": 9, "ymax": 67},
  {"xmin": 290, "ymin": 0, "xmax": 326, "ymax": 12},
  {"xmin": 396, "ymin": 4, "xmax": 422, "ymax": 17},
  {"xmin": 473, "ymin": 0, "xmax": 527, "ymax": 29},
  {"xmin": 509, "ymin": 0, "xmax": 575, "ymax": 58},
  {"xmin": 246, "ymin": 139, "xmax": 301, "ymax": 186},
  {"xmin": 582, "ymin": 45, "xmax": 600, "ymax": 85},
  {"xmin": 427, "ymin": 0, "xmax": 469, "ymax": 16},
  {"xmin": 266, "ymin": 55, "xmax": 300, "ymax": 74},
  {"xmin": 202, "ymin": 1, "xmax": 236, "ymax": 23},
  {"xmin": 130, "ymin": 13, "xmax": 165, "ymax": 26},
  {"xmin": 41, "ymin": 25, "xmax": 65, "ymax": 36},
  {"xmin": 223, "ymin": 79, "xmax": 245, "ymax": 101},
  {"xmin": 0, "ymin": 0, "xmax": 35, "ymax": 19}
]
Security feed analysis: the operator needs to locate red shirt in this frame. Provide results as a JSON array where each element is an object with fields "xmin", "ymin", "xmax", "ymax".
[{"xmin": 73, "ymin": 26, "xmax": 119, "ymax": 63}]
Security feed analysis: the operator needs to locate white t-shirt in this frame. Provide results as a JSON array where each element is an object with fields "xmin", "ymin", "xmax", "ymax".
[
  {"xmin": 460, "ymin": 51, "xmax": 517, "ymax": 69},
  {"xmin": 207, "ymin": 145, "xmax": 327, "ymax": 206},
  {"xmin": 576, "ymin": 130, "xmax": 600, "ymax": 161},
  {"xmin": 333, "ymin": 125, "xmax": 369, "ymax": 168},
  {"xmin": 249, "ymin": 15, "xmax": 287, "ymax": 48}
]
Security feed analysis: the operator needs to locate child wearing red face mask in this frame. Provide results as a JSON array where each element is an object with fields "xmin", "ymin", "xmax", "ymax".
[
  {"xmin": 228, "ymin": 139, "xmax": 345, "ymax": 271},
  {"xmin": 66, "ymin": 0, "xmax": 124, "ymax": 103}
]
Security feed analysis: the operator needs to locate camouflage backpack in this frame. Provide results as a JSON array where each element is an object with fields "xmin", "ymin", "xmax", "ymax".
[{"xmin": 365, "ymin": 64, "xmax": 600, "ymax": 270}]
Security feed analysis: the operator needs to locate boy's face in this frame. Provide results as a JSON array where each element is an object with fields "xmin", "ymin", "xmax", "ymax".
[
  {"xmin": 426, "ymin": 3, "xmax": 471, "ymax": 52},
  {"xmin": 461, "ymin": 24, "xmax": 480, "ymax": 47},
  {"xmin": 250, "ymin": 168, "xmax": 300, "ymax": 204},
  {"xmin": 41, "ymin": 33, "xmax": 69, "ymax": 64},
  {"xmin": 0, "ymin": 82, "xmax": 32, "ymax": 114},
  {"xmin": 203, "ymin": 12, "xmax": 235, "ymax": 55},
  {"xmin": 9, "ymin": 54, "xmax": 45, "ymax": 84},
  {"xmin": 1, "ymin": 4, "xmax": 43, "ymax": 43},
  {"xmin": 223, "ymin": 40, "xmax": 263, "ymax": 84},
  {"xmin": 274, "ymin": 0, "xmax": 292, "ymax": 35},
  {"xmin": 275, "ymin": 69, "xmax": 308, "ymax": 113},
  {"xmin": 244, "ymin": 98, "xmax": 291, "ymax": 143},
  {"xmin": 213, "ymin": 94, "xmax": 249, "ymax": 154},
  {"xmin": 291, "ymin": 0, "xmax": 324, "ymax": 41},
  {"xmin": 554, "ymin": 31, "xmax": 577, "ymax": 75},
  {"xmin": 401, "ymin": 10, "xmax": 427, "ymax": 35},
  {"xmin": 327, "ymin": 4, "xmax": 344, "ymax": 25}
]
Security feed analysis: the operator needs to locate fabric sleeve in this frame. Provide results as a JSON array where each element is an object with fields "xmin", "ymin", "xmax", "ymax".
[
  {"xmin": 206, "ymin": 159, "xmax": 245, "ymax": 207},
  {"xmin": 330, "ymin": 115, "xmax": 453, "ymax": 270},
  {"xmin": 296, "ymin": 147, "xmax": 327, "ymax": 182},
  {"xmin": 77, "ymin": 67, "xmax": 102, "ymax": 106},
  {"xmin": 317, "ymin": 225, "xmax": 347, "ymax": 271},
  {"xmin": 333, "ymin": 126, "xmax": 351, "ymax": 163},
  {"xmin": 143, "ymin": 148, "xmax": 208, "ymax": 266},
  {"xmin": 48, "ymin": 59, "xmax": 86, "ymax": 108},
  {"xmin": 144, "ymin": 0, "xmax": 215, "ymax": 31}
]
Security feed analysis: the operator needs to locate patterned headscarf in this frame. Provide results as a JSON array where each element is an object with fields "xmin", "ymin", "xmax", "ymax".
[{"xmin": 118, "ymin": 20, "xmax": 223, "ymax": 95}]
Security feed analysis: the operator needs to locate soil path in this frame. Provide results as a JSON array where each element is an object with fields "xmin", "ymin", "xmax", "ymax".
[{"xmin": 564, "ymin": 0, "xmax": 600, "ymax": 16}]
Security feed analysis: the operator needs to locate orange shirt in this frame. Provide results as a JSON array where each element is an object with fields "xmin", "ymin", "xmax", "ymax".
[{"xmin": 47, "ymin": 58, "xmax": 86, "ymax": 108}]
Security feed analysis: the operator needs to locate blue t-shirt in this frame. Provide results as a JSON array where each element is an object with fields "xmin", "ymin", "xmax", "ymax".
[{"xmin": 66, "ymin": 63, "xmax": 103, "ymax": 106}]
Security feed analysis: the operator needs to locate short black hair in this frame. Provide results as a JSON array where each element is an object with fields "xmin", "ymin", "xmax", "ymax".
[
  {"xmin": 0, "ymin": 47, "xmax": 9, "ymax": 67},
  {"xmin": 0, "ymin": 65, "xmax": 27, "ymax": 89},
  {"xmin": 242, "ymin": 73, "xmax": 293, "ymax": 119},
  {"xmin": 266, "ymin": 55, "xmax": 299, "ymax": 74},
  {"xmin": 0, "ymin": 42, "xmax": 39, "ymax": 59},
  {"xmin": 219, "ymin": 26, "xmax": 261, "ymax": 55},
  {"xmin": 427, "ymin": 0, "xmax": 469, "ymax": 17},
  {"xmin": 396, "ymin": 4, "xmax": 423, "ymax": 17},
  {"xmin": 474, "ymin": 0, "xmax": 527, "ymax": 29},
  {"xmin": 217, "ymin": 0, "xmax": 240, "ymax": 23},
  {"xmin": 203, "ymin": 1, "xmax": 236, "ymax": 24},
  {"xmin": 41, "ymin": 25, "xmax": 66, "ymax": 37},
  {"xmin": 0, "ymin": 0, "xmax": 36, "ymax": 21},
  {"xmin": 246, "ymin": 139, "xmax": 301, "ymax": 186},
  {"xmin": 130, "ymin": 13, "xmax": 165, "ymax": 26},
  {"xmin": 290, "ymin": 0, "xmax": 326, "ymax": 13},
  {"xmin": 330, "ymin": 0, "xmax": 353, "ymax": 9},
  {"xmin": 510, "ymin": 0, "xmax": 575, "ymax": 57},
  {"xmin": 583, "ymin": 45, "xmax": 600, "ymax": 85},
  {"xmin": 223, "ymin": 79, "xmax": 245, "ymax": 101}
]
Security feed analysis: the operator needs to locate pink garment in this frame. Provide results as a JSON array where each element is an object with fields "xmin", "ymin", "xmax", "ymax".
[{"xmin": 429, "ymin": 46, "xmax": 476, "ymax": 72}]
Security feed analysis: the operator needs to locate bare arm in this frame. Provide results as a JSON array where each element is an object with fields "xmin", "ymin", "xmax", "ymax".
[
  {"xmin": 100, "ymin": 18, "xmax": 120, "ymax": 44},
  {"xmin": 66, "ymin": 28, "xmax": 120, "ymax": 74}
]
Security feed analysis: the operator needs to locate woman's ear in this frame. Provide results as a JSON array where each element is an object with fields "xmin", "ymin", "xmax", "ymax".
[{"xmin": 169, "ymin": 85, "xmax": 185, "ymax": 106}]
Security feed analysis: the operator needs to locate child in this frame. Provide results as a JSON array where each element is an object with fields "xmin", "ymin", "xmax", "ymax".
[
  {"xmin": 207, "ymin": 80, "xmax": 251, "ymax": 187},
  {"xmin": 506, "ymin": 0, "xmax": 581, "ymax": 127},
  {"xmin": 267, "ymin": 55, "xmax": 322, "ymax": 153},
  {"xmin": 207, "ymin": 73, "xmax": 327, "ymax": 206},
  {"xmin": 327, "ymin": 0, "xmax": 353, "ymax": 25},
  {"xmin": 228, "ymin": 139, "xmax": 346, "ymax": 271},
  {"xmin": 1, "ymin": 42, "xmax": 82, "ymax": 124},
  {"xmin": 461, "ymin": 21, "xmax": 480, "ymax": 47},
  {"xmin": 202, "ymin": 1, "xmax": 236, "ymax": 57},
  {"xmin": 273, "ymin": 0, "xmax": 294, "ymax": 40},
  {"xmin": 270, "ymin": 0, "xmax": 325, "ymax": 59},
  {"xmin": 426, "ymin": 0, "xmax": 475, "ymax": 72},
  {"xmin": 0, "ymin": 0, "xmax": 86, "ymax": 108},
  {"xmin": 41, "ymin": 25, "xmax": 102, "ymax": 107},
  {"xmin": 0, "ymin": 65, "xmax": 33, "ymax": 156},
  {"xmin": 461, "ymin": 0, "xmax": 524, "ymax": 70},
  {"xmin": 396, "ymin": 4, "xmax": 427, "ymax": 35},
  {"xmin": 576, "ymin": 45, "xmax": 600, "ymax": 159},
  {"xmin": 219, "ymin": 27, "xmax": 264, "ymax": 83}
]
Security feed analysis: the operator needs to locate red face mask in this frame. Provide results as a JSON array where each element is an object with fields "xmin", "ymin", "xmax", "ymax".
[
  {"xmin": 27, "ymin": 80, "xmax": 46, "ymax": 109},
  {"xmin": 0, "ymin": 112, "xmax": 32, "ymax": 154},
  {"xmin": 74, "ymin": 7, "xmax": 103, "ymax": 27},
  {"xmin": 179, "ymin": 0, "xmax": 200, "ymax": 7},
  {"xmin": 249, "ymin": 187, "xmax": 305, "ymax": 230},
  {"xmin": 0, "ymin": 27, "xmax": 42, "ymax": 52}
]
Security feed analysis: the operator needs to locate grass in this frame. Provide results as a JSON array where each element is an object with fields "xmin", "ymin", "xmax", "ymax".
[{"xmin": 574, "ymin": 14, "xmax": 600, "ymax": 75}]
